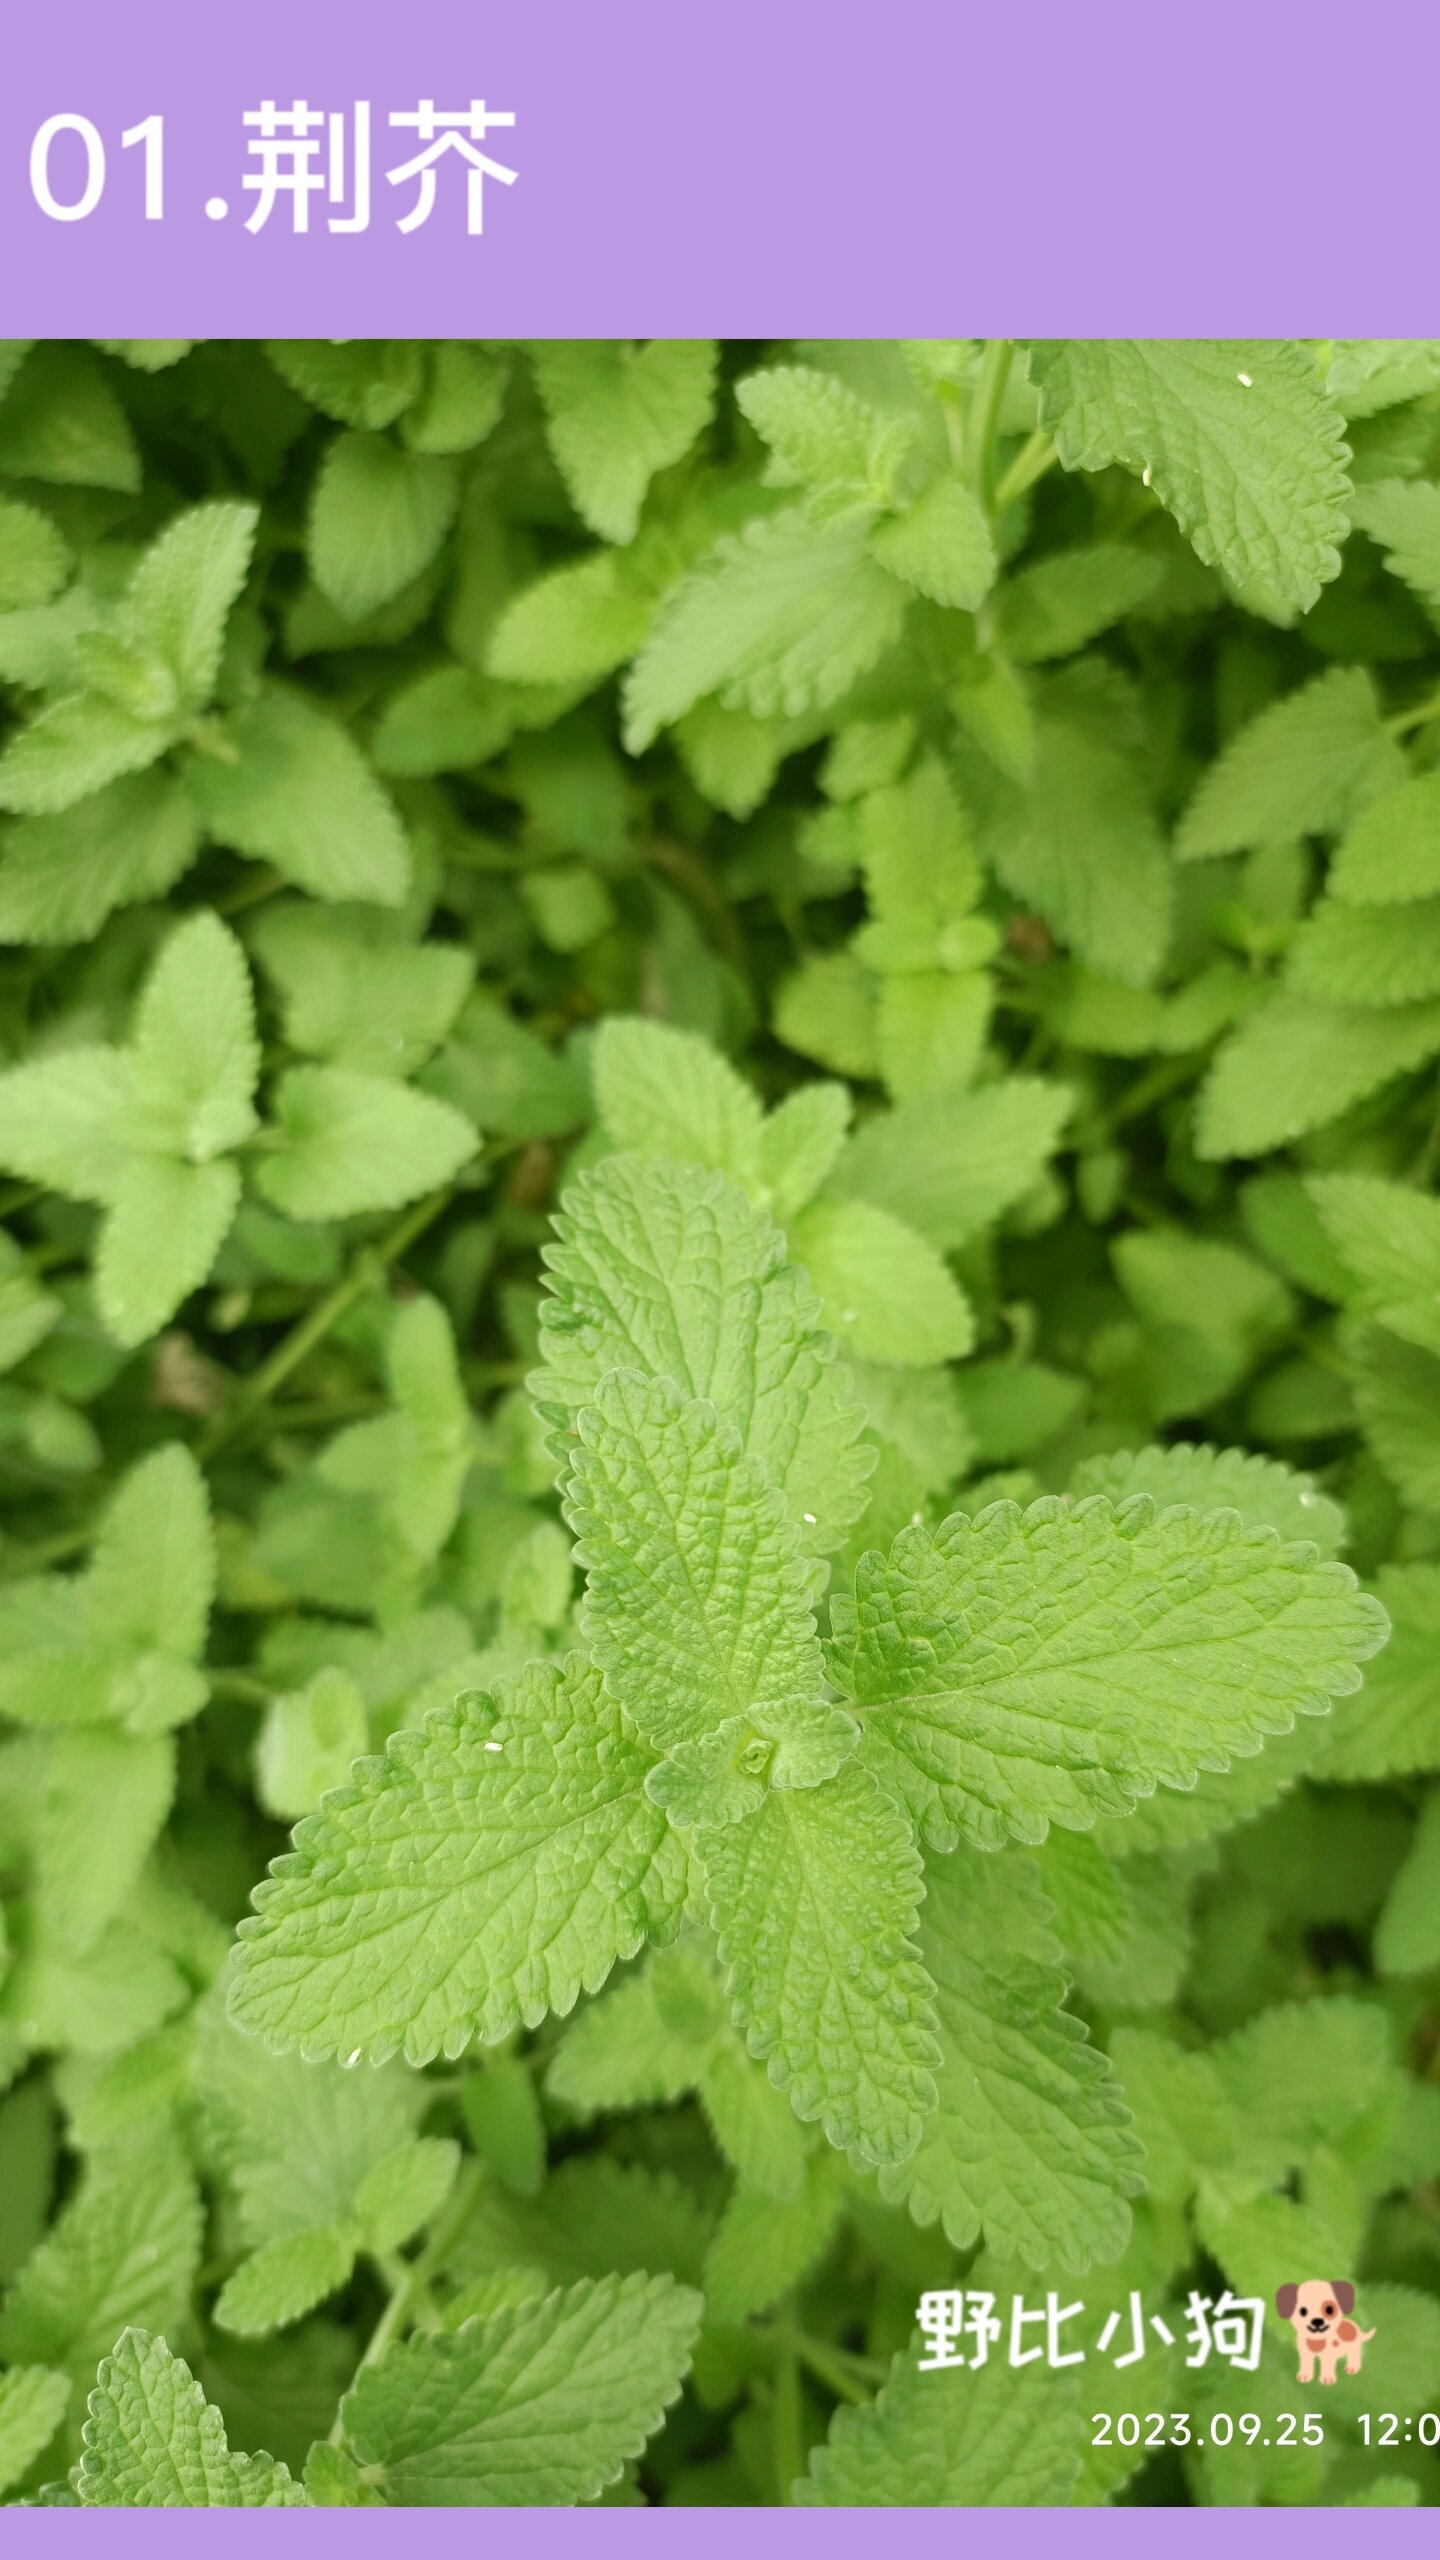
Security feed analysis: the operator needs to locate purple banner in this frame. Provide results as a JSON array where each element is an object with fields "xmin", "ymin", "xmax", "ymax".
[
  {"xmin": 0, "ymin": 0, "xmax": 1438, "ymax": 335},
  {"xmin": 5, "ymin": 2517, "xmax": 1438, "ymax": 2550}
]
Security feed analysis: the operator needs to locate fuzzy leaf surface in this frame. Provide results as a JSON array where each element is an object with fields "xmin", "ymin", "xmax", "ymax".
[{"xmin": 831, "ymin": 1495, "xmax": 1387, "ymax": 1850}]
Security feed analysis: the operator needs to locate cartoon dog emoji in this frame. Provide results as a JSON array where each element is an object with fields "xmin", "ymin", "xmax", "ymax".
[{"xmin": 1275, "ymin": 2281, "xmax": 1376, "ymax": 2384}]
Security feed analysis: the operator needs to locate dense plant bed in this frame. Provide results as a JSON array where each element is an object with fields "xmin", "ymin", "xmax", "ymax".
[{"xmin": 0, "ymin": 336, "xmax": 1437, "ymax": 2506}]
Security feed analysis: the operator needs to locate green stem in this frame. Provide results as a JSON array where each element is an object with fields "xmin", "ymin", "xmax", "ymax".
[
  {"xmin": 964, "ymin": 340, "xmax": 1014, "ymax": 510},
  {"xmin": 328, "ymin": 2161, "xmax": 487, "ymax": 2445},
  {"xmin": 202, "ymin": 1186, "xmax": 457, "ymax": 1457},
  {"xmin": 772, "ymin": 2324, "xmax": 804, "ymax": 2505},
  {"xmin": 1411, "ymin": 1070, "xmax": 1440, "ymax": 1186},
  {"xmin": 0, "ymin": 1181, "xmax": 43, "ymax": 1220},
  {"xmin": 215, "ymin": 865, "xmax": 285, "ymax": 916},
  {"xmin": 327, "ymin": 2261, "xmax": 418, "ymax": 2443},
  {"xmin": 939, "ymin": 385, "xmax": 966, "ymax": 473},
  {"xmin": 993, "ymin": 429, "xmax": 1058, "ymax": 514},
  {"xmin": 411, "ymin": 2156, "xmax": 486, "ymax": 2301},
  {"xmin": 257, "ymin": 1391, "xmax": 388, "ymax": 1431},
  {"xmin": 1107, "ymin": 1049, "xmax": 1205, "ymax": 1131},
  {"xmin": 792, "ymin": 2333, "xmax": 874, "ymax": 2408},
  {"xmin": 206, "ymin": 1668, "xmax": 273, "ymax": 1706},
  {"xmin": 357, "ymin": 2255, "xmax": 418, "ymax": 2372},
  {"xmin": 1302, "ymin": 1328, "xmax": 1352, "ymax": 1383},
  {"xmin": 644, "ymin": 838, "xmax": 749, "ymax": 975},
  {"xmin": 1385, "ymin": 687, "xmax": 1440, "ymax": 738},
  {"xmin": 0, "ymin": 1515, "xmax": 101, "ymax": 1579}
]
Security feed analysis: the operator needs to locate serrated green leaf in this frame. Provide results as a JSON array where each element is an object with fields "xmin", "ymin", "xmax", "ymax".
[
  {"xmin": 309, "ymin": 433, "xmax": 459, "ymax": 622},
  {"xmin": 566, "ymin": 1370, "xmax": 842, "ymax": 1808},
  {"xmin": 1178, "ymin": 667, "xmax": 1404, "ymax": 859},
  {"xmin": 673, "ymin": 698, "xmax": 795, "ymax": 818},
  {"xmin": 94, "ymin": 1146, "xmax": 234, "ymax": 1351},
  {"xmin": 1328, "ymin": 770, "xmax": 1440, "ymax": 904},
  {"xmin": 831, "ymin": 1494, "xmax": 1386, "ymax": 1851},
  {"xmin": 1106, "ymin": 2026, "xmax": 1235, "ymax": 2205},
  {"xmin": 187, "ymin": 684, "xmax": 410, "ymax": 905},
  {"xmin": 0, "ymin": 771, "xmax": 199, "ymax": 945},
  {"xmin": 5, "ymin": 1919, "xmax": 189, "ymax": 2059},
  {"xmin": 370, "ymin": 662, "xmax": 519, "ymax": 777},
  {"xmin": 827, "ymin": 1078, "xmax": 1071, "ymax": 1249},
  {"xmin": 230, "ymin": 1658, "xmax": 686, "ymax": 2066},
  {"xmin": 255, "ymin": 1666, "xmax": 369, "ymax": 1822},
  {"xmin": 266, "ymin": 340, "xmax": 423, "ymax": 429},
  {"xmin": 1352, "ymin": 476, "xmax": 1440, "ymax": 626},
  {"xmin": 880, "ymin": 969, "xmax": 994, "ymax": 1105},
  {"xmin": 0, "ymin": 2365, "xmax": 69, "ymax": 2496},
  {"xmin": 1111, "ymin": 1227, "xmax": 1291, "ymax": 1417},
  {"xmin": 857, "ymin": 757, "xmax": 997, "ymax": 1091},
  {"xmin": 445, "ymin": 2154, "xmax": 709, "ymax": 2295},
  {"xmin": 532, "ymin": 1154, "xmax": 871, "ymax": 1552},
  {"xmin": 799, "ymin": 2330, "xmax": 1082, "ymax": 2505},
  {"xmin": 79, "ymin": 2329, "xmax": 305, "ymax": 2504},
  {"xmin": 698, "ymin": 2036, "xmax": 808, "ymax": 2197},
  {"xmin": 1300, "ymin": 1178, "xmax": 1440, "ymax": 1373},
  {"xmin": 1287, "ymin": 892, "xmax": 1440, "ymax": 1005},
  {"xmin": 1349, "ymin": 1325, "xmax": 1440, "ymax": 1507},
  {"xmin": 546, "ymin": 1950, "xmax": 718, "ymax": 2120},
  {"xmin": 214, "ymin": 2225, "xmax": 357, "ymax": 2337},
  {"xmin": 773, "ymin": 948, "xmax": 880, "ymax": 1082},
  {"xmin": 0, "ymin": 497, "xmax": 69, "ymax": 611},
  {"xmin": 423, "ymin": 994, "xmax": 587, "ymax": 1140},
  {"xmin": 756, "ymin": 1080, "xmax": 850, "ymax": 1223},
  {"xmin": 1319, "ymin": 1562, "xmax": 1440, "ymax": 1781},
  {"xmin": 591, "ymin": 1014, "xmax": 763, "ymax": 1185},
  {"xmin": 487, "ymin": 548, "xmax": 656, "ymax": 686},
  {"xmin": 996, "ymin": 543, "xmax": 1162, "ymax": 663},
  {"xmin": 127, "ymin": 909, "xmax": 258, "ymax": 1166},
  {"xmin": 1327, "ymin": 340, "xmax": 1440, "ymax": 417},
  {"xmin": 351, "ymin": 2135, "xmax": 461, "ymax": 2253},
  {"xmin": 1027, "ymin": 339, "xmax": 1350, "ymax": 618},
  {"xmin": 869, "ymin": 475, "xmax": 996, "ymax": 609},
  {"xmin": 65, "ymin": 2022, "xmax": 192, "ymax": 2150},
  {"xmin": 86, "ymin": 1441, "xmax": 213, "ymax": 1666},
  {"xmin": 1070, "ymin": 1442, "xmax": 1346, "ymax": 1557},
  {"xmin": 856, "ymin": 755, "xmax": 981, "ymax": 951},
  {"xmin": 791, "ymin": 1199, "xmax": 973, "ymax": 1367},
  {"xmin": 532, "ymin": 341, "xmax": 717, "ymax": 543},
  {"xmin": 195, "ymin": 2000, "xmax": 420, "ymax": 2248},
  {"xmin": 124, "ymin": 501, "xmax": 257, "ymax": 707},
  {"xmin": 703, "ymin": 2152, "xmax": 845, "ymax": 2323},
  {"xmin": 402, "ymin": 344, "xmax": 509, "ymax": 456},
  {"xmin": 251, "ymin": 905, "xmax": 473, "ymax": 1082},
  {"xmin": 1211, "ymin": 1996, "xmax": 1391, "ymax": 2182},
  {"xmin": 1197, "ymin": 993, "xmax": 1440, "ymax": 1158},
  {"xmin": 0, "ymin": 2141, "xmax": 200, "ymax": 2382},
  {"xmin": 698, "ymin": 1763, "xmax": 939, "ymax": 2168},
  {"xmin": 0, "ymin": 346, "xmax": 140, "ymax": 492},
  {"xmin": 340, "ymin": 2271, "xmax": 700, "ymax": 2503},
  {"xmin": 738, "ymin": 364, "xmax": 910, "ymax": 518},
  {"xmin": 257, "ymin": 1066, "xmax": 474, "ymax": 1220},
  {"xmin": 623, "ymin": 508, "xmax": 906, "ymax": 749},
  {"xmin": 1375, "ymin": 1791, "xmax": 1440, "ymax": 1976},
  {"xmin": 0, "ymin": 687, "xmax": 176, "ymax": 817},
  {"xmin": 880, "ymin": 1845, "xmax": 1142, "ymax": 2271},
  {"xmin": 458, "ymin": 2063, "xmax": 545, "ymax": 2195},
  {"xmin": 1047, "ymin": 959, "xmax": 1248, "ymax": 1059},
  {"xmin": 969, "ymin": 669, "xmax": 1173, "ymax": 985},
  {"xmin": 33, "ymin": 1726, "xmax": 175, "ymax": 1953}
]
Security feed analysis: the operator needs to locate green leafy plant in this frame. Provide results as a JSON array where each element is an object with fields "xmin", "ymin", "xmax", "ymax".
[{"xmin": 1, "ymin": 334, "xmax": 1439, "ymax": 2508}]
